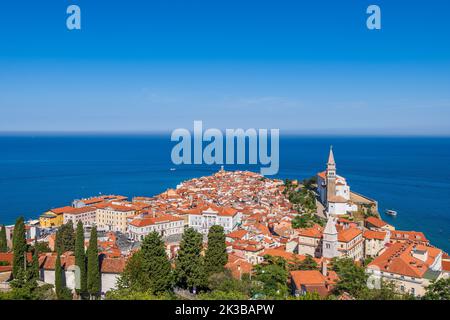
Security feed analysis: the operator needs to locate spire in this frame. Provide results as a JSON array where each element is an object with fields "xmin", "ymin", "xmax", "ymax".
[
  {"xmin": 324, "ymin": 216, "xmax": 337, "ymax": 235},
  {"xmin": 327, "ymin": 145, "xmax": 335, "ymax": 165}
]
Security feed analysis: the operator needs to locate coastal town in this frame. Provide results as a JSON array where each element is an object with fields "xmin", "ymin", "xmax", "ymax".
[{"xmin": 0, "ymin": 147, "xmax": 449, "ymax": 300}]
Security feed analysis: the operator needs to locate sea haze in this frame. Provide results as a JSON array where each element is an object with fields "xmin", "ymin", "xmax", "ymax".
[{"xmin": 0, "ymin": 134, "xmax": 449, "ymax": 252}]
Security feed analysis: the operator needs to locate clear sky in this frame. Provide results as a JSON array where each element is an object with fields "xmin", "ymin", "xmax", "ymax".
[{"xmin": 0, "ymin": 0, "xmax": 450, "ymax": 135}]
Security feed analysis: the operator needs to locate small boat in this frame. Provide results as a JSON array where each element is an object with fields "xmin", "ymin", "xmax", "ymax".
[
  {"xmin": 385, "ymin": 209, "xmax": 397, "ymax": 217},
  {"xmin": 170, "ymin": 168, "xmax": 176, "ymax": 171}
]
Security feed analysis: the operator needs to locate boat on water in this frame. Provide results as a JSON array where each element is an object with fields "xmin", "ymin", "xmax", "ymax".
[
  {"xmin": 170, "ymin": 168, "xmax": 176, "ymax": 171},
  {"xmin": 385, "ymin": 209, "xmax": 397, "ymax": 217}
]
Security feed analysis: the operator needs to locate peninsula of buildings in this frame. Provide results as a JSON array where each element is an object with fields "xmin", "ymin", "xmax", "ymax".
[{"xmin": 0, "ymin": 147, "xmax": 448, "ymax": 299}]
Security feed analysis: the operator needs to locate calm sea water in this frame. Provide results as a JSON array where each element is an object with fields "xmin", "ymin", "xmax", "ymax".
[{"xmin": 0, "ymin": 135, "xmax": 449, "ymax": 252}]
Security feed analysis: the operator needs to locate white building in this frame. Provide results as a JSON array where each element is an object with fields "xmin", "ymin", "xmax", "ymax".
[
  {"xmin": 188, "ymin": 206, "xmax": 242, "ymax": 235},
  {"xmin": 366, "ymin": 243, "xmax": 445, "ymax": 297},
  {"xmin": 363, "ymin": 229, "xmax": 390, "ymax": 257},
  {"xmin": 127, "ymin": 214, "xmax": 184, "ymax": 241},
  {"xmin": 63, "ymin": 206, "xmax": 97, "ymax": 226},
  {"xmin": 317, "ymin": 147, "xmax": 358, "ymax": 216},
  {"xmin": 39, "ymin": 252, "xmax": 126, "ymax": 298}
]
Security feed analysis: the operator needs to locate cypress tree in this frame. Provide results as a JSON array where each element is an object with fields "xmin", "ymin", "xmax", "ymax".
[
  {"xmin": 54, "ymin": 251, "xmax": 63, "ymax": 299},
  {"xmin": 55, "ymin": 221, "xmax": 75, "ymax": 253},
  {"xmin": 204, "ymin": 225, "xmax": 228, "ymax": 276},
  {"xmin": 12, "ymin": 216, "xmax": 27, "ymax": 278},
  {"xmin": 31, "ymin": 244, "xmax": 40, "ymax": 280},
  {"xmin": 75, "ymin": 221, "xmax": 87, "ymax": 297},
  {"xmin": 87, "ymin": 226, "xmax": 100, "ymax": 299},
  {"xmin": 141, "ymin": 231, "xmax": 173, "ymax": 294},
  {"xmin": 0, "ymin": 225, "xmax": 7, "ymax": 252},
  {"xmin": 175, "ymin": 228, "xmax": 206, "ymax": 292}
]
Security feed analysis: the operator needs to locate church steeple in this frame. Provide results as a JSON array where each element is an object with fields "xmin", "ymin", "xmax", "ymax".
[
  {"xmin": 322, "ymin": 216, "xmax": 338, "ymax": 259},
  {"xmin": 326, "ymin": 146, "xmax": 336, "ymax": 203},
  {"xmin": 327, "ymin": 146, "xmax": 335, "ymax": 167}
]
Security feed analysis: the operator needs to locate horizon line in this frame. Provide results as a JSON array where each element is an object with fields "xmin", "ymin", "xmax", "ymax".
[{"xmin": 1, "ymin": 130, "xmax": 450, "ymax": 138}]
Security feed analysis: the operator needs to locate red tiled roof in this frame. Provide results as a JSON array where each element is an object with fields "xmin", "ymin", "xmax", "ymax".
[
  {"xmin": 365, "ymin": 216, "xmax": 388, "ymax": 228},
  {"xmin": 368, "ymin": 242, "xmax": 441, "ymax": 278},
  {"xmin": 363, "ymin": 230, "xmax": 387, "ymax": 241},
  {"xmin": 129, "ymin": 214, "xmax": 183, "ymax": 227},
  {"xmin": 390, "ymin": 230, "xmax": 428, "ymax": 243},
  {"xmin": 338, "ymin": 228, "xmax": 362, "ymax": 243}
]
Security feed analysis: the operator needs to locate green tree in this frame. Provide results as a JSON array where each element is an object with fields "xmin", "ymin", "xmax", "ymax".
[
  {"xmin": 106, "ymin": 289, "xmax": 173, "ymax": 300},
  {"xmin": 331, "ymin": 258, "xmax": 368, "ymax": 297},
  {"xmin": 87, "ymin": 226, "xmax": 100, "ymax": 299},
  {"xmin": 204, "ymin": 225, "xmax": 228, "ymax": 277},
  {"xmin": 358, "ymin": 280, "xmax": 409, "ymax": 300},
  {"xmin": 198, "ymin": 290, "xmax": 248, "ymax": 300},
  {"xmin": 289, "ymin": 254, "xmax": 318, "ymax": 271},
  {"xmin": 291, "ymin": 213, "xmax": 324, "ymax": 229},
  {"xmin": 74, "ymin": 221, "xmax": 87, "ymax": 297},
  {"xmin": 140, "ymin": 231, "xmax": 173, "ymax": 294},
  {"xmin": 175, "ymin": 228, "xmax": 206, "ymax": 292},
  {"xmin": 9, "ymin": 268, "xmax": 39, "ymax": 299},
  {"xmin": 116, "ymin": 250, "xmax": 147, "ymax": 291},
  {"xmin": 54, "ymin": 251, "xmax": 63, "ymax": 299},
  {"xmin": 291, "ymin": 215, "xmax": 309, "ymax": 229},
  {"xmin": 32, "ymin": 241, "xmax": 51, "ymax": 253},
  {"xmin": 0, "ymin": 224, "xmax": 7, "ymax": 252},
  {"xmin": 31, "ymin": 244, "xmax": 40, "ymax": 280},
  {"xmin": 206, "ymin": 271, "xmax": 252, "ymax": 299},
  {"xmin": 423, "ymin": 278, "xmax": 450, "ymax": 300},
  {"xmin": 55, "ymin": 221, "xmax": 75, "ymax": 253},
  {"xmin": 12, "ymin": 216, "xmax": 27, "ymax": 278},
  {"xmin": 252, "ymin": 256, "xmax": 289, "ymax": 299}
]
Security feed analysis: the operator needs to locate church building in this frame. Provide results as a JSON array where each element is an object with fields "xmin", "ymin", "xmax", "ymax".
[{"xmin": 317, "ymin": 147, "xmax": 358, "ymax": 216}]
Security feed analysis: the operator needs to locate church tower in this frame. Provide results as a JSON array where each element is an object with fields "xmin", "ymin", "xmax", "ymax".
[
  {"xmin": 326, "ymin": 146, "xmax": 336, "ymax": 204},
  {"xmin": 322, "ymin": 216, "xmax": 338, "ymax": 259}
]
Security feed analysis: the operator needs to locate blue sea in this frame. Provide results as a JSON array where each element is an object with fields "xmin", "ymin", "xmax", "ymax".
[{"xmin": 0, "ymin": 135, "xmax": 449, "ymax": 252}]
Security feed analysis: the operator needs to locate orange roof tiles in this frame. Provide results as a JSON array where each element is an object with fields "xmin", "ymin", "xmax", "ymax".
[
  {"xmin": 363, "ymin": 230, "xmax": 387, "ymax": 241},
  {"xmin": 259, "ymin": 248, "xmax": 307, "ymax": 263},
  {"xmin": 390, "ymin": 230, "xmax": 428, "ymax": 243},
  {"xmin": 297, "ymin": 224, "xmax": 324, "ymax": 239},
  {"xmin": 129, "ymin": 214, "xmax": 183, "ymax": 227},
  {"xmin": 368, "ymin": 242, "xmax": 441, "ymax": 278},
  {"xmin": 338, "ymin": 228, "xmax": 362, "ymax": 243},
  {"xmin": 365, "ymin": 216, "xmax": 388, "ymax": 228}
]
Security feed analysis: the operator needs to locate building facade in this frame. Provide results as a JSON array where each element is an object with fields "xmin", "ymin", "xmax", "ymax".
[
  {"xmin": 96, "ymin": 203, "xmax": 137, "ymax": 233},
  {"xmin": 366, "ymin": 242, "xmax": 445, "ymax": 297},
  {"xmin": 188, "ymin": 206, "xmax": 242, "ymax": 235},
  {"xmin": 127, "ymin": 214, "xmax": 184, "ymax": 241},
  {"xmin": 63, "ymin": 206, "xmax": 97, "ymax": 226}
]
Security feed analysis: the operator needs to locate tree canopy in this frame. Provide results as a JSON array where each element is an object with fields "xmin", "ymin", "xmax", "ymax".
[
  {"xmin": 424, "ymin": 278, "xmax": 450, "ymax": 300},
  {"xmin": 55, "ymin": 221, "xmax": 75, "ymax": 253},
  {"xmin": 12, "ymin": 217, "xmax": 27, "ymax": 278},
  {"xmin": 87, "ymin": 226, "xmax": 100, "ymax": 299},
  {"xmin": 204, "ymin": 225, "xmax": 228, "ymax": 276},
  {"xmin": 175, "ymin": 228, "xmax": 206, "ymax": 292},
  {"xmin": 252, "ymin": 256, "xmax": 289, "ymax": 299},
  {"xmin": 0, "ymin": 225, "xmax": 7, "ymax": 252}
]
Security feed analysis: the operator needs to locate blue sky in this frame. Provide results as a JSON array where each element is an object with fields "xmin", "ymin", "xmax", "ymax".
[{"xmin": 0, "ymin": 0, "xmax": 450, "ymax": 134}]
